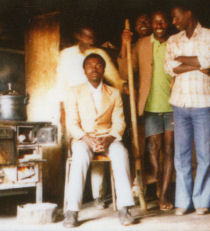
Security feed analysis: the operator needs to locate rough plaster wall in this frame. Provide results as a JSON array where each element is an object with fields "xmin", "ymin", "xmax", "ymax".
[
  {"xmin": 25, "ymin": 13, "xmax": 65, "ymax": 205},
  {"xmin": 25, "ymin": 12, "xmax": 60, "ymax": 126}
]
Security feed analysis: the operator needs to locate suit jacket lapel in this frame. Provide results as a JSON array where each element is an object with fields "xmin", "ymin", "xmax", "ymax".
[{"xmin": 81, "ymin": 83, "xmax": 97, "ymax": 117}]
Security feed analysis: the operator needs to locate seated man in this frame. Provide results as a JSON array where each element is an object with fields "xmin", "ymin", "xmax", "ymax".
[
  {"xmin": 57, "ymin": 26, "xmax": 125, "ymax": 208},
  {"xmin": 63, "ymin": 53, "xmax": 135, "ymax": 227}
]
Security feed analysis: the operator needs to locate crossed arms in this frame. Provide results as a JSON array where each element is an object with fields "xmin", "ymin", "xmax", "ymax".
[{"xmin": 173, "ymin": 56, "xmax": 210, "ymax": 75}]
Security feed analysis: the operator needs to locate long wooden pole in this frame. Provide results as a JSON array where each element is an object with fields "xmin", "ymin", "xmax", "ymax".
[{"xmin": 125, "ymin": 19, "xmax": 147, "ymax": 211}]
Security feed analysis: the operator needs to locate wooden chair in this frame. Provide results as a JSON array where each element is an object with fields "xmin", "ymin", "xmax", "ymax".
[{"xmin": 64, "ymin": 153, "xmax": 117, "ymax": 211}]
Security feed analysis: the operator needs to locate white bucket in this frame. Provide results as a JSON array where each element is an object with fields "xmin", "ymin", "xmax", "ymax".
[{"xmin": 17, "ymin": 202, "xmax": 57, "ymax": 224}]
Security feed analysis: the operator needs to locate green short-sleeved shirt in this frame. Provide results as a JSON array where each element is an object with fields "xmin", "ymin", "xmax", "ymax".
[{"xmin": 145, "ymin": 34, "xmax": 173, "ymax": 113}]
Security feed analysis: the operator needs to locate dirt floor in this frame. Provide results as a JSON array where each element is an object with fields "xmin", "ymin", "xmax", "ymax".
[{"xmin": 0, "ymin": 194, "xmax": 209, "ymax": 231}]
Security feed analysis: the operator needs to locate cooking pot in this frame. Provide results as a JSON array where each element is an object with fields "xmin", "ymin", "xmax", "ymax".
[{"xmin": 0, "ymin": 94, "xmax": 28, "ymax": 121}]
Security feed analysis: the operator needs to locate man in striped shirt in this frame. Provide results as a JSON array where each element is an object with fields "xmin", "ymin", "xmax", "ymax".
[{"xmin": 164, "ymin": 0, "xmax": 210, "ymax": 216}]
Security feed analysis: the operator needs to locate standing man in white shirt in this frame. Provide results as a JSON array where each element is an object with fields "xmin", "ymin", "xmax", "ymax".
[{"xmin": 165, "ymin": 0, "xmax": 210, "ymax": 216}]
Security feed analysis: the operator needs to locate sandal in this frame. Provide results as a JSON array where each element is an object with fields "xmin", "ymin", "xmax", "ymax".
[{"xmin": 159, "ymin": 201, "xmax": 174, "ymax": 211}]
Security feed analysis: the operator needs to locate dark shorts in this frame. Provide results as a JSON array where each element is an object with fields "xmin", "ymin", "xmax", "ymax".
[{"xmin": 144, "ymin": 112, "xmax": 174, "ymax": 138}]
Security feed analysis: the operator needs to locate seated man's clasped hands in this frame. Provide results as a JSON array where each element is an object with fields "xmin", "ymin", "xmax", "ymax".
[{"xmin": 81, "ymin": 134, "xmax": 115, "ymax": 153}]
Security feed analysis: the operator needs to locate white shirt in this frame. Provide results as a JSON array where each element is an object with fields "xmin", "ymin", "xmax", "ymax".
[
  {"xmin": 164, "ymin": 23, "xmax": 210, "ymax": 108},
  {"xmin": 88, "ymin": 81, "xmax": 102, "ymax": 113}
]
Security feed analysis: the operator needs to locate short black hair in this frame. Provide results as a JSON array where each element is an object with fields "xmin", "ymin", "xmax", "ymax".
[
  {"xmin": 83, "ymin": 53, "xmax": 106, "ymax": 69},
  {"xmin": 75, "ymin": 26, "xmax": 94, "ymax": 36},
  {"xmin": 151, "ymin": 10, "xmax": 169, "ymax": 23},
  {"xmin": 73, "ymin": 24, "xmax": 97, "ymax": 42},
  {"xmin": 135, "ymin": 13, "xmax": 150, "ymax": 24},
  {"xmin": 170, "ymin": 0, "xmax": 196, "ymax": 16}
]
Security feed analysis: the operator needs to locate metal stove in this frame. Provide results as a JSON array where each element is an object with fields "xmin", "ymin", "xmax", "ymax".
[{"xmin": 0, "ymin": 121, "xmax": 57, "ymax": 202}]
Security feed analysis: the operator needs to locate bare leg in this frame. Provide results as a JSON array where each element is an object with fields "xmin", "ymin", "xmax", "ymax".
[
  {"xmin": 159, "ymin": 130, "xmax": 174, "ymax": 211},
  {"xmin": 147, "ymin": 134, "xmax": 162, "ymax": 182}
]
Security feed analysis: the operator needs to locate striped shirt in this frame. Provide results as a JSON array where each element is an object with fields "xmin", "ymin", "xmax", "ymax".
[{"xmin": 164, "ymin": 23, "xmax": 210, "ymax": 108}]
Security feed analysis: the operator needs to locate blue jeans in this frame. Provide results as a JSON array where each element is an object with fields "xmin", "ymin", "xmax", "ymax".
[
  {"xmin": 144, "ymin": 112, "xmax": 174, "ymax": 137},
  {"xmin": 173, "ymin": 106, "xmax": 210, "ymax": 209}
]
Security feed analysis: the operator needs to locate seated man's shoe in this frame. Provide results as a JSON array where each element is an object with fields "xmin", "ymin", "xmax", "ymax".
[
  {"xmin": 175, "ymin": 208, "xmax": 187, "ymax": 216},
  {"xmin": 118, "ymin": 207, "xmax": 135, "ymax": 226},
  {"xmin": 94, "ymin": 197, "xmax": 106, "ymax": 209},
  {"xmin": 63, "ymin": 210, "xmax": 78, "ymax": 228},
  {"xmin": 196, "ymin": 208, "xmax": 209, "ymax": 215}
]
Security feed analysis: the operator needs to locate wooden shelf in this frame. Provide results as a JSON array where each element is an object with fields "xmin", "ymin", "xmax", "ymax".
[{"xmin": 0, "ymin": 182, "xmax": 37, "ymax": 190}]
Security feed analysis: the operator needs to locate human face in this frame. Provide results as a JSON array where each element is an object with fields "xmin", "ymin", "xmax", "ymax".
[
  {"xmin": 152, "ymin": 12, "xmax": 168, "ymax": 42},
  {"xmin": 171, "ymin": 7, "xmax": 190, "ymax": 31},
  {"xmin": 84, "ymin": 57, "xmax": 105, "ymax": 87},
  {"xmin": 77, "ymin": 28, "xmax": 96, "ymax": 49},
  {"xmin": 135, "ymin": 15, "xmax": 151, "ymax": 38}
]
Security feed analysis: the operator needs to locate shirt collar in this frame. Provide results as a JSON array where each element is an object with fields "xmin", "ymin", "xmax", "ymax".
[
  {"xmin": 150, "ymin": 33, "xmax": 167, "ymax": 45},
  {"xmin": 88, "ymin": 81, "xmax": 103, "ymax": 93},
  {"xmin": 190, "ymin": 22, "xmax": 202, "ymax": 38},
  {"xmin": 150, "ymin": 33, "xmax": 155, "ymax": 43},
  {"xmin": 182, "ymin": 22, "xmax": 202, "ymax": 39}
]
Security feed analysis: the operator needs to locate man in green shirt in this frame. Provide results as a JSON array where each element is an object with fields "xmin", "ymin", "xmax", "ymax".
[
  {"xmin": 120, "ymin": 10, "xmax": 174, "ymax": 211},
  {"xmin": 143, "ymin": 11, "xmax": 174, "ymax": 211},
  {"xmin": 144, "ymin": 34, "xmax": 172, "ymax": 113}
]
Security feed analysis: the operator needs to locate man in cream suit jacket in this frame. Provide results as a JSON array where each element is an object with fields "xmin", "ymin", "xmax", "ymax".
[
  {"xmin": 63, "ymin": 53, "xmax": 135, "ymax": 227},
  {"xmin": 58, "ymin": 26, "xmax": 125, "ymax": 208}
]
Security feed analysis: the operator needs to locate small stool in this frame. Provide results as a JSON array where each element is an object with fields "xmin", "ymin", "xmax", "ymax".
[{"xmin": 64, "ymin": 154, "xmax": 117, "ymax": 211}]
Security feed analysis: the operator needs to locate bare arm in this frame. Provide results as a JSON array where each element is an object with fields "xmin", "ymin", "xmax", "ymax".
[
  {"xmin": 175, "ymin": 56, "xmax": 201, "ymax": 68},
  {"xmin": 173, "ymin": 63, "xmax": 200, "ymax": 74},
  {"xmin": 120, "ymin": 29, "xmax": 133, "ymax": 58},
  {"xmin": 173, "ymin": 56, "xmax": 210, "ymax": 76},
  {"xmin": 118, "ymin": 30, "xmax": 138, "ymax": 81}
]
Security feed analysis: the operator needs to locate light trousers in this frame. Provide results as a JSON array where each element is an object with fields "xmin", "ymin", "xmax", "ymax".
[
  {"xmin": 91, "ymin": 162, "xmax": 105, "ymax": 199},
  {"xmin": 64, "ymin": 140, "xmax": 134, "ymax": 212}
]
